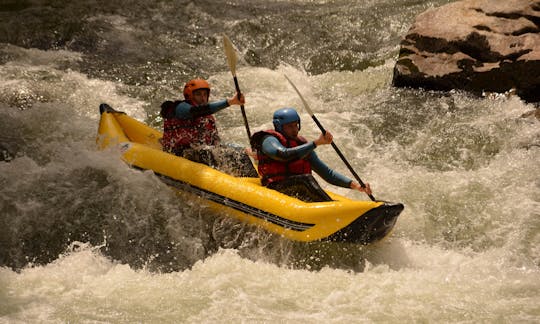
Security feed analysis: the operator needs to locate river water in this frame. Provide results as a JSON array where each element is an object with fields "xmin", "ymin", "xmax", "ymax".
[{"xmin": 1, "ymin": 0, "xmax": 539, "ymax": 322}]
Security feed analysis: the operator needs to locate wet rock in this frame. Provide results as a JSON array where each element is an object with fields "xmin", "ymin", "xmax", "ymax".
[
  {"xmin": 0, "ymin": 144, "xmax": 13, "ymax": 162},
  {"xmin": 393, "ymin": 0, "xmax": 540, "ymax": 103}
]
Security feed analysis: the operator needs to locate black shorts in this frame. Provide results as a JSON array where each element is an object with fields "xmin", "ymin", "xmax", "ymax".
[{"xmin": 267, "ymin": 174, "xmax": 333, "ymax": 202}]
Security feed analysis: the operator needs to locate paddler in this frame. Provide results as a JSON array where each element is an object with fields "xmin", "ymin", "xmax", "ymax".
[
  {"xmin": 160, "ymin": 78, "xmax": 257, "ymax": 176},
  {"xmin": 250, "ymin": 107, "xmax": 372, "ymax": 201}
]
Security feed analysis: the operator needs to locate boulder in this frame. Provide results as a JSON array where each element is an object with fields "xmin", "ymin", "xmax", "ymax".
[{"xmin": 393, "ymin": 0, "xmax": 540, "ymax": 103}]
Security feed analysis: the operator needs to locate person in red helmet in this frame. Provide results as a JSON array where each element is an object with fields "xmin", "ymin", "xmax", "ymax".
[
  {"xmin": 161, "ymin": 79, "xmax": 241, "ymax": 154},
  {"xmin": 160, "ymin": 78, "xmax": 256, "ymax": 176}
]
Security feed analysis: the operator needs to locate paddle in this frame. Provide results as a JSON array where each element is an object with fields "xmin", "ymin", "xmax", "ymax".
[
  {"xmin": 223, "ymin": 34, "xmax": 251, "ymax": 139},
  {"xmin": 284, "ymin": 74, "xmax": 376, "ymax": 201}
]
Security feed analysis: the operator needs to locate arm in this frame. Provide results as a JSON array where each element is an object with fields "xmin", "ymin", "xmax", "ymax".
[
  {"xmin": 261, "ymin": 136, "xmax": 317, "ymax": 161},
  {"xmin": 308, "ymin": 132, "xmax": 373, "ymax": 194},
  {"xmin": 308, "ymin": 152, "xmax": 352, "ymax": 188},
  {"xmin": 175, "ymin": 92, "xmax": 245, "ymax": 119},
  {"xmin": 175, "ymin": 99, "xmax": 230, "ymax": 119}
]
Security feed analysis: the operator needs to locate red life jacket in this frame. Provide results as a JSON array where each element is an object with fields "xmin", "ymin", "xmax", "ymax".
[
  {"xmin": 160, "ymin": 100, "xmax": 220, "ymax": 153},
  {"xmin": 255, "ymin": 130, "xmax": 312, "ymax": 185}
]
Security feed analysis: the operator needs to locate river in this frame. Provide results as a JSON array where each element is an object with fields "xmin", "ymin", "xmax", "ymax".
[{"xmin": 1, "ymin": 0, "xmax": 539, "ymax": 322}]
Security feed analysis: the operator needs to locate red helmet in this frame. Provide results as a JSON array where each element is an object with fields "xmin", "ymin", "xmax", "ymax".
[{"xmin": 183, "ymin": 79, "xmax": 210, "ymax": 102}]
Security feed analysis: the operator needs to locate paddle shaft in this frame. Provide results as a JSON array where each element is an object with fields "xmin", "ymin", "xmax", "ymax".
[
  {"xmin": 284, "ymin": 74, "xmax": 375, "ymax": 201},
  {"xmin": 232, "ymin": 76, "xmax": 251, "ymax": 138},
  {"xmin": 311, "ymin": 114, "xmax": 375, "ymax": 201},
  {"xmin": 223, "ymin": 34, "xmax": 251, "ymax": 140}
]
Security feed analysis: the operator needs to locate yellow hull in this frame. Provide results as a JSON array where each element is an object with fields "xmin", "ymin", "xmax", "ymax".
[{"xmin": 97, "ymin": 104, "xmax": 404, "ymax": 244}]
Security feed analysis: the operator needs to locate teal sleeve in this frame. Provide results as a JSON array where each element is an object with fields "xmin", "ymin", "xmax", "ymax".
[
  {"xmin": 261, "ymin": 136, "xmax": 316, "ymax": 161},
  {"xmin": 309, "ymin": 152, "xmax": 352, "ymax": 188},
  {"xmin": 175, "ymin": 99, "xmax": 229, "ymax": 119}
]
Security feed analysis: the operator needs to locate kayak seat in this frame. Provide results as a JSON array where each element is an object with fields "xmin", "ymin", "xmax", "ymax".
[{"xmin": 171, "ymin": 145, "xmax": 258, "ymax": 177}]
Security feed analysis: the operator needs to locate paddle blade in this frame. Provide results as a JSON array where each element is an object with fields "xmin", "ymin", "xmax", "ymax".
[
  {"xmin": 223, "ymin": 34, "xmax": 237, "ymax": 76},
  {"xmin": 284, "ymin": 74, "xmax": 315, "ymax": 117}
]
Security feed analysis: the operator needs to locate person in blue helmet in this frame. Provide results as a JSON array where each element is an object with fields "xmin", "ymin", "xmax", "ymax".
[{"xmin": 250, "ymin": 107, "xmax": 372, "ymax": 202}]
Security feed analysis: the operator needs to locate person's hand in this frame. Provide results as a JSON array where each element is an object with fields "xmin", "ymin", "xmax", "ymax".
[
  {"xmin": 245, "ymin": 147, "xmax": 257, "ymax": 159},
  {"xmin": 350, "ymin": 181, "xmax": 372, "ymax": 195},
  {"xmin": 227, "ymin": 92, "xmax": 245, "ymax": 106},
  {"xmin": 314, "ymin": 131, "xmax": 333, "ymax": 147}
]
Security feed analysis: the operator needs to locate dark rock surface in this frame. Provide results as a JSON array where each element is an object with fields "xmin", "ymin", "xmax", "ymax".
[{"xmin": 393, "ymin": 0, "xmax": 540, "ymax": 103}]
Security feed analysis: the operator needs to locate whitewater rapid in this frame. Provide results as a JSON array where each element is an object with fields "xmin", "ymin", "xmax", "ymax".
[{"xmin": 1, "ymin": 0, "xmax": 539, "ymax": 322}]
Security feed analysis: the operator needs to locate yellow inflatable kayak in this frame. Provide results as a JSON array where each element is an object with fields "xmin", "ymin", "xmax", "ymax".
[{"xmin": 97, "ymin": 103, "xmax": 404, "ymax": 244}]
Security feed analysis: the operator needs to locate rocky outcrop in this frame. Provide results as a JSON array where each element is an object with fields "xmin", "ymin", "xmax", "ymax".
[{"xmin": 393, "ymin": 0, "xmax": 540, "ymax": 103}]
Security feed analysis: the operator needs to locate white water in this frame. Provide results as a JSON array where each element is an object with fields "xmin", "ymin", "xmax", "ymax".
[
  {"xmin": 2, "ymin": 243, "xmax": 539, "ymax": 323},
  {"xmin": 1, "ymin": 8, "xmax": 540, "ymax": 323}
]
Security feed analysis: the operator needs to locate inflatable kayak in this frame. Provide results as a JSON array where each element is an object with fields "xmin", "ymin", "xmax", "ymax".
[{"xmin": 96, "ymin": 103, "xmax": 404, "ymax": 244}]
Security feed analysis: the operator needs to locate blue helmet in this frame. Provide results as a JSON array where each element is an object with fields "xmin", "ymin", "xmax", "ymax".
[{"xmin": 273, "ymin": 107, "xmax": 301, "ymax": 133}]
